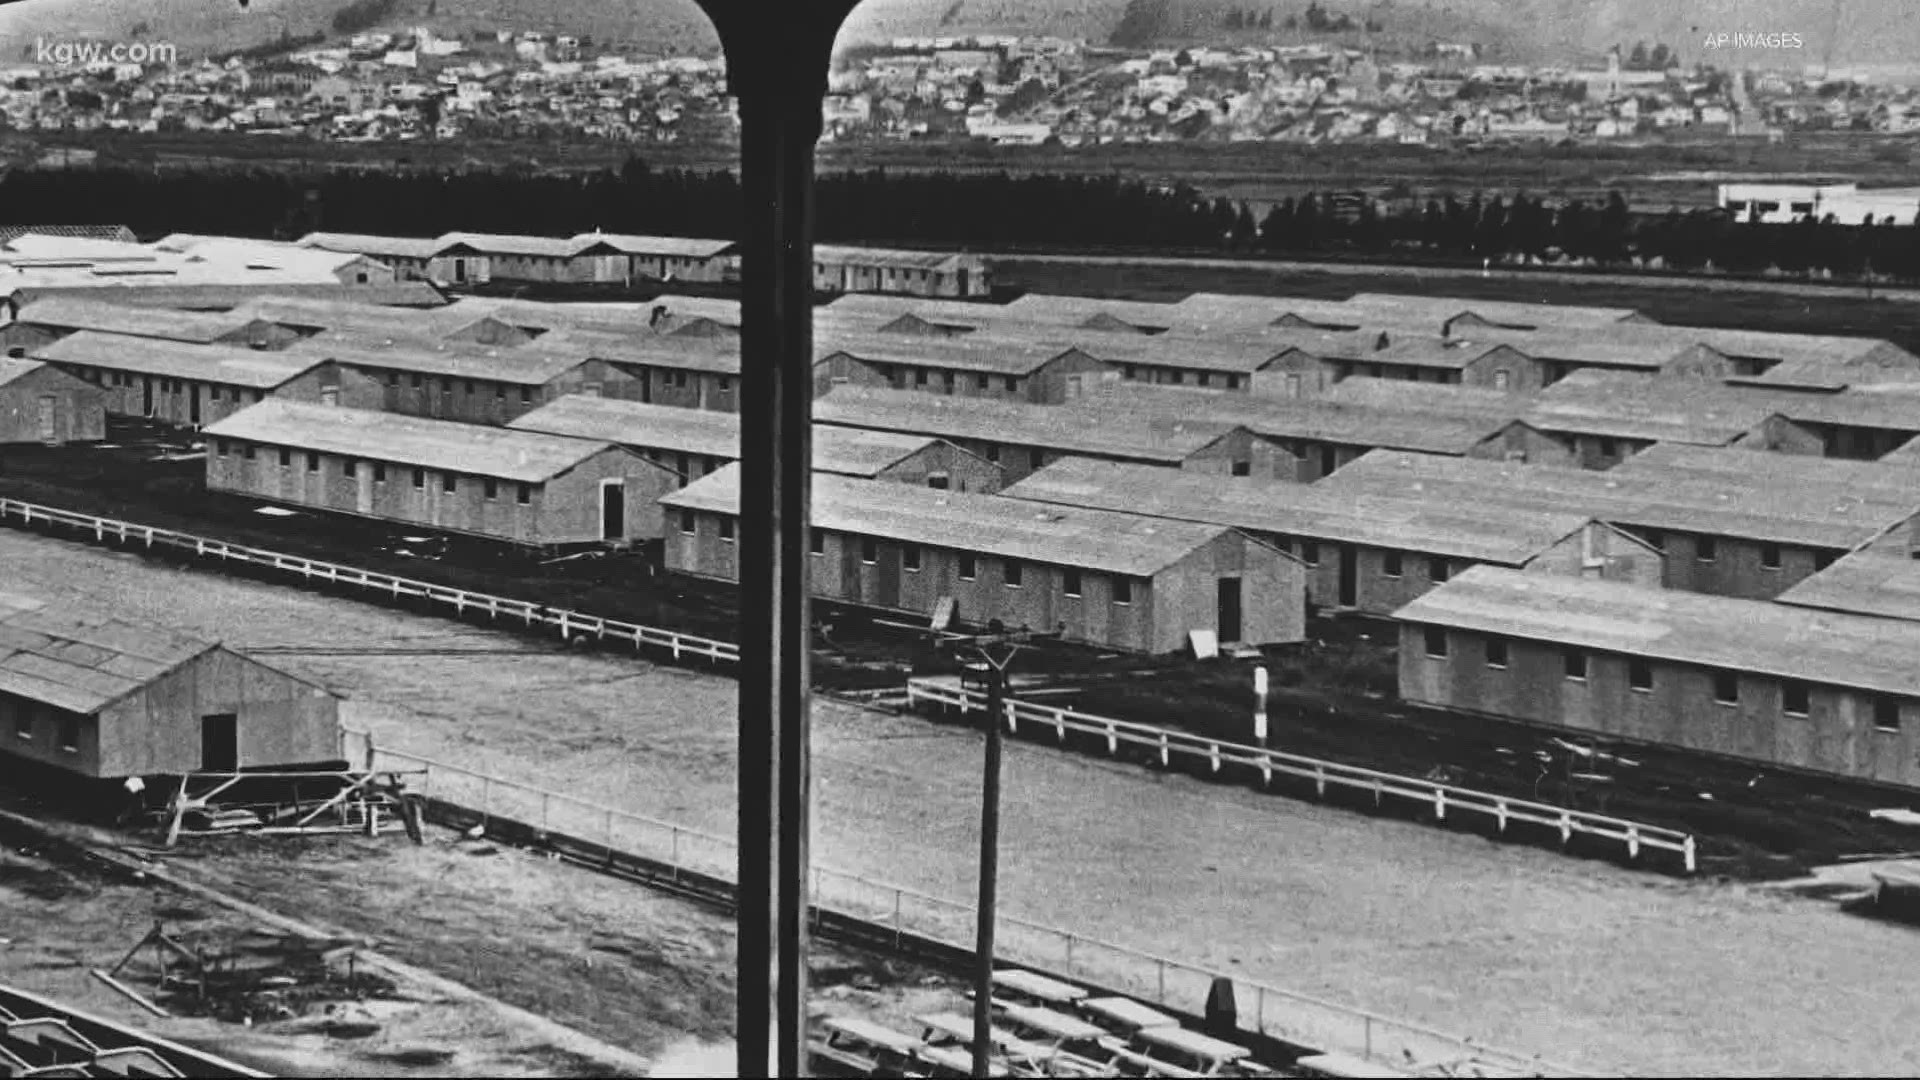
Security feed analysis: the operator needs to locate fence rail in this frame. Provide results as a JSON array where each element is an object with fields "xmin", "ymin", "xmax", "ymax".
[
  {"xmin": 906, "ymin": 679, "xmax": 1697, "ymax": 875},
  {"xmin": 341, "ymin": 727, "xmax": 1603, "ymax": 1078},
  {"xmin": 0, "ymin": 497, "xmax": 737, "ymax": 665}
]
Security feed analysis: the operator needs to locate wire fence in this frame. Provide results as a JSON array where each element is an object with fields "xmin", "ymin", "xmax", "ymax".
[{"xmin": 343, "ymin": 727, "xmax": 1604, "ymax": 1078}]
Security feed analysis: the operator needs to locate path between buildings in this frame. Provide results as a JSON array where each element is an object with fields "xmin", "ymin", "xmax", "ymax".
[{"xmin": 7, "ymin": 529, "xmax": 1920, "ymax": 1076}]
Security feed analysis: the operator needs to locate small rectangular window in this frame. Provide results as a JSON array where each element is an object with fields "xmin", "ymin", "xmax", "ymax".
[
  {"xmin": 214, "ymin": 439, "xmax": 228, "ymax": 457},
  {"xmin": 1876, "ymin": 698, "xmax": 1902, "ymax": 732},
  {"xmin": 1630, "ymin": 658, "xmax": 1654, "ymax": 691},
  {"xmin": 1424, "ymin": 627, "xmax": 1449, "ymax": 658},
  {"xmin": 278, "ymin": 447, "xmax": 291, "ymax": 467},
  {"xmin": 517, "ymin": 483, "xmax": 531, "ymax": 505},
  {"xmin": 495, "ymin": 383, "xmax": 506, "ymax": 401},
  {"xmin": 1598, "ymin": 437, "xmax": 1617, "ymax": 458},
  {"xmin": 718, "ymin": 376, "xmax": 733, "ymax": 392},
  {"xmin": 1029, "ymin": 449, "xmax": 1045, "ymax": 471},
  {"xmin": 1760, "ymin": 544, "xmax": 1782, "ymax": 570},
  {"xmin": 1114, "ymin": 577, "xmax": 1133, "ymax": 604},
  {"xmin": 1713, "ymin": 669, "xmax": 1739, "ymax": 704},
  {"xmin": 1429, "ymin": 557, "xmax": 1450, "ymax": 583},
  {"xmin": 904, "ymin": 545, "xmax": 922, "ymax": 571},
  {"xmin": 521, "ymin": 386, "xmax": 534, "ymax": 404},
  {"xmin": 959, "ymin": 554, "xmax": 977, "ymax": 581},
  {"xmin": 1383, "ymin": 551, "xmax": 1403, "ymax": 578},
  {"xmin": 484, "ymin": 478, "xmax": 497, "ymax": 499},
  {"xmin": 1564, "ymin": 650, "xmax": 1587, "ymax": 681},
  {"xmin": 985, "ymin": 445, "xmax": 1001, "ymax": 464},
  {"xmin": 1003, "ymin": 375, "xmax": 1017, "ymax": 392},
  {"xmin": 1697, "ymin": 535, "xmax": 1718, "ymax": 563},
  {"xmin": 373, "ymin": 462, "xmax": 386, "ymax": 482},
  {"xmin": 465, "ymin": 380, "xmax": 476, "ymax": 395},
  {"xmin": 412, "ymin": 468, "xmax": 425, "ymax": 489},
  {"xmin": 1005, "ymin": 560, "xmax": 1023, "ymax": 587},
  {"xmin": 1230, "ymin": 460, "xmax": 1251, "ymax": 477},
  {"xmin": 410, "ymin": 372, "xmax": 423, "ymax": 388},
  {"xmin": 719, "ymin": 518, "xmax": 735, "ymax": 542},
  {"xmin": 344, "ymin": 458, "xmax": 357, "ymax": 477},
  {"xmin": 1485, "ymin": 637, "xmax": 1508, "ymax": 669},
  {"xmin": 442, "ymin": 473, "xmax": 456, "ymax": 494},
  {"xmin": 306, "ymin": 452, "xmax": 320, "ymax": 473},
  {"xmin": 1301, "ymin": 541, "xmax": 1320, "ymax": 567},
  {"xmin": 927, "ymin": 473, "xmax": 950, "ymax": 490},
  {"xmin": 679, "ymin": 509, "xmax": 696, "ymax": 534},
  {"xmin": 244, "ymin": 443, "xmax": 256, "ymax": 460},
  {"xmin": 975, "ymin": 373, "xmax": 990, "ymax": 390},
  {"xmin": 809, "ymin": 528, "xmax": 826, "ymax": 556},
  {"xmin": 1225, "ymin": 374, "xmax": 1240, "ymax": 390},
  {"xmin": 860, "ymin": 538, "xmax": 876, "ymax": 564},
  {"xmin": 1782, "ymin": 680, "xmax": 1810, "ymax": 717},
  {"xmin": 915, "ymin": 368, "xmax": 929, "ymax": 386},
  {"xmin": 58, "ymin": 716, "xmax": 79, "ymax": 752},
  {"xmin": 1063, "ymin": 569, "xmax": 1081, "ymax": 597}
]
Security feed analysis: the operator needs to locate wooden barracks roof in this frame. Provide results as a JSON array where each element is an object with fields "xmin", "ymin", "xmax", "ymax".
[
  {"xmin": 1775, "ymin": 548, "xmax": 1920, "ymax": 624},
  {"xmin": 662, "ymin": 464, "xmax": 1249, "ymax": 578},
  {"xmin": 813, "ymin": 386, "xmax": 1243, "ymax": 463},
  {"xmin": 13, "ymin": 296, "xmax": 257, "ymax": 343},
  {"xmin": 1394, "ymin": 566, "xmax": 1920, "ymax": 698},
  {"xmin": 1321, "ymin": 448, "xmax": 1920, "ymax": 550},
  {"xmin": 32, "ymin": 331, "xmax": 321, "ymax": 389},
  {"xmin": 1080, "ymin": 383, "xmax": 1528, "ymax": 455},
  {"xmin": 506, "ymin": 394, "xmax": 963, "ymax": 478},
  {"xmin": 1000, "ymin": 457, "xmax": 1603, "ymax": 564},
  {"xmin": 0, "ymin": 589, "xmax": 220, "ymax": 714},
  {"xmin": 205, "ymin": 400, "xmax": 628, "ymax": 483}
]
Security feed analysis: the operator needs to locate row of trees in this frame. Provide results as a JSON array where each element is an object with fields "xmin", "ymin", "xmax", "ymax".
[{"xmin": 2, "ymin": 158, "xmax": 1917, "ymax": 281}]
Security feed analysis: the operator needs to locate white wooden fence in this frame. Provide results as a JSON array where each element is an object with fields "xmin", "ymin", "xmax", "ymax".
[
  {"xmin": 0, "ymin": 497, "xmax": 738, "ymax": 664},
  {"xmin": 907, "ymin": 679, "xmax": 1698, "ymax": 874}
]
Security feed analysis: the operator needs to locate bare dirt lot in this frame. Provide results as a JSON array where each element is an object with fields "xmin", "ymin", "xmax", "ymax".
[{"xmin": 10, "ymin": 529, "xmax": 1920, "ymax": 1075}]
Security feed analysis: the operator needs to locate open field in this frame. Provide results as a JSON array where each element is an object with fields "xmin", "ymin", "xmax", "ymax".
[
  {"xmin": 9, "ymin": 527, "xmax": 1920, "ymax": 1074},
  {"xmin": 0, "ymin": 792, "xmax": 958, "ymax": 1077}
]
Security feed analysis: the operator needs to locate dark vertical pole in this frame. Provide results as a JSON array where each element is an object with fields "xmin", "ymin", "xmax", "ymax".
[
  {"xmin": 974, "ymin": 660, "xmax": 1004, "ymax": 1078},
  {"xmin": 734, "ymin": 51, "xmax": 819, "ymax": 1080}
]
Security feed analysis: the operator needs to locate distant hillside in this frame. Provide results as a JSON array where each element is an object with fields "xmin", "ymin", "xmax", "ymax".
[
  {"xmin": 0, "ymin": 0, "xmax": 722, "ymax": 62},
  {"xmin": 1, "ymin": 0, "xmax": 1914, "ymax": 72}
]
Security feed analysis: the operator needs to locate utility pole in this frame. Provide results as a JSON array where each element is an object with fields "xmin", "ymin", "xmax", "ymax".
[{"xmin": 939, "ymin": 627, "xmax": 1058, "ymax": 1079}]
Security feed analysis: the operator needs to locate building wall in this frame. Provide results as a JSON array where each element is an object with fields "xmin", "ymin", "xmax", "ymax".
[
  {"xmin": 1458, "ymin": 346, "xmax": 1548, "ymax": 393},
  {"xmin": 1521, "ymin": 523, "xmax": 1666, "ymax": 588},
  {"xmin": 1623, "ymin": 527, "xmax": 1827, "ymax": 600},
  {"xmin": 0, "ymin": 323, "xmax": 64, "ymax": 357},
  {"xmin": 628, "ymin": 253, "xmax": 729, "ymax": 283},
  {"xmin": 1149, "ymin": 531, "xmax": 1305, "ymax": 651},
  {"xmin": 0, "ymin": 366, "xmax": 106, "ymax": 445},
  {"xmin": 1661, "ymin": 344, "xmax": 1737, "ymax": 378},
  {"xmin": 812, "ymin": 354, "xmax": 898, "ymax": 398},
  {"xmin": 332, "ymin": 255, "xmax": 398, "ymax": 286},
  {"xmin": 97, "ymin": 648, "xmax": 341, "ymax": 778},
  {"xmin": 1552, "ymin": 432, "xmax": 1655, "ymax": 470},
  {"xmin": 1026, "ymin": 351, "xmax": 1116, "ymax": 404},
  {"xmin": 444, "ymin": 318, "xmax": 539, "ymax": 347},
  {"xmin": 1248, "ymin": 353, "xmax": 1341, "ymax": 399},
  {"xmin": 1732, "ymin": 416, "xmax": 1830, "ymax": 457},
  {"xmin": 1473, "ymin": 424, "xmax": 1578, "ymax": 467},
  {"xmin": 427, "ymin": 252, "xmax": 491, "ymax": 284},
  {"xmin": 275, "ymin": 362, "xmax": 582, "ymax": 426},
  {"xmin": 216, "ymin": 323, "xmax": 307, "ymax": 350},
  {"xmin": 0, "ymin": 694, "xmax": 100, "ymax": 777},
  {"xmin": 207, "ymin": 438, "xmax": 667, "ymax": 546},
  {"xmin": 606, "ymin": 363, "xmax": 740, "ymax": 412},
  {"xmin": 1398, "ymin": 624, "xmax": 1920, "ymax": 789},
  {"xmin": 1178, "ymin": 429, "xmax": 1292, "ymax": 480},
  {"xmin": 873, "ymin": 442, "xmax": 1006, "ymax": 494},
  {"xmin": 54, "ymin": 364, "xmax": 269, "ymax": 428}
]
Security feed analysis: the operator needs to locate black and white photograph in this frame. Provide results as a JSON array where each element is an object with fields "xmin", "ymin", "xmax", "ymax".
[{"xmin": 0, "ymin": 0, "xmax": 1916, "ymax": 1075}]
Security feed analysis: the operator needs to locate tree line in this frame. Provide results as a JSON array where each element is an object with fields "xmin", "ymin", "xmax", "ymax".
[{"xmin": 2, "ymin": 159, "xmax": 1917, "ymax": 281}]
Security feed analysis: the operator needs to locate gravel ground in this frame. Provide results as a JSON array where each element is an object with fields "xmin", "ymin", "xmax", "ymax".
[{"xmin": 10, "ymin": 530, "xmax": 1920, "ymax": 1075}]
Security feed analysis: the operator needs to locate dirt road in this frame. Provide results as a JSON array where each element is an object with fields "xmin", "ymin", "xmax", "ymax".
[{"xmin": 9, "ymin": 529, "xmax": 1920, "ymax": 1075}]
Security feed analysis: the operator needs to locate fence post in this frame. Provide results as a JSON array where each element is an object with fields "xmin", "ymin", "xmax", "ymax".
[
  {"xmin": 1433, "ymin": 787, "xmax": 1446, "ymax": 822},
  {"xmin": 1208, "ymin": 741, "xmax": 1220, "ymax": 774},
  {"xmin": 1627, "ymin": 825, "xmax": 1641, "ymax": 861},
  {"xmin": 1261, "ymin": 751, "xmax": 1272, "ymax": 788},
  {"xmin": 1158, "ymin": 732, "xmax": 1169, "ymax": 768},
  {"xmin": 1106, "ymin": 721, "xmax": 1118, "ymax": 756},
  {"xmin": 1684, "ymin": 835, "xmax": 1697, "ymax": 874},
  {"xmin": 1560, "ymin": 811, "xmax": 1573, "ymax": 845}
]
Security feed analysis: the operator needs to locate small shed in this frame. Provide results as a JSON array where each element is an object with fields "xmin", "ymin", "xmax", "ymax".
[
  {"xmin": 0, "ymin": 358, "xmax": 106, "ymax": 445},
  {"xmin": 0, "ymin": 590, "xmax": 342, "ymax": 779},
  {"xmin": 204, "ymin": 400, "xmax": 677, "ymax": 547}
]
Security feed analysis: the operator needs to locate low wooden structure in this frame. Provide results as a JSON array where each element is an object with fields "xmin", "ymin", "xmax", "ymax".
[{"xmin": 0, "ymin": 357, "xmax": 105, "ymax": 445}]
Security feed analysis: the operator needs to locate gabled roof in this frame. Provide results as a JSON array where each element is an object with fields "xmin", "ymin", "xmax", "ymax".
[
  {"xmin": 568, "ymin": 233, "xmax": 736, "ymax": 259},
  {"xmin": 297, "ymin": 231, "xmax": 446, "ymax": 260},
  {"xmin": 32, "ymin": 331, "xmax": 321, "ymax": 389},
  {"xmin": 1081, "ymin": 383, "xmax": 1526, "ymax": 455},
  {"xmin": 0, "ymin": 357, "xmax": 68, "ymax": 390},
  {"xmin": 1394, "ymin": 566, "xmax": 1920, "ymax": 698},
  {"xmin": 0, "ymin": 589, "xmax": 216, "ymax": 714},
  {"xmin": 435, "ymin": 232, "xmax": 590, "ymax": 258},
  {"xmin": 1775, "ymin": 548, "xmax": 1920, "ymax": 624},
  {"xmin": 507, "ymin": 393, "xmax": 955, "ymax": 477},
  {"xmin": 1001, "ymin": 456, "xmax": 1602, "ymax": 564},
  {"xmin": 14, "ymin": 296, "xmax": 253, "ymax": 343},
  {"xmin": 0, "ymin": 225, "xmax": 136, "ymax": 245},
  {"xmin": 815, "ymin": 327, "xmax": 1096, "ymax": 377},
  {"xmin": 7, "ymin": 281, "xmax": 449, "ymax": 310},
  {"xmin": 205, "ymin": 400, "xmax": 626, "ymax": 483},
  {"xmin": 1320, "ymin": 447, "xmax": 1920, "ymax": 550},
  {"xmin": 813, "ymin": 245, "xmax": 983, "ymax": 271},
  {"xmin": 282, "ymin": 331, "xmax": 591, "ymax": 384},
  {"xmin": 814, "ymin": 386, "xmax": 1242, "ymax": 463},
  {"xmin": 1340, "ymin": 292, "xmax": 1648, "ymax": 328},
  {"xmin": 662, "ymin": 464, "xmax": 1247, "ymax": 578},
  {"xmin": 546, "ymin": 326, "xmax": 743, "ymax": 375}
]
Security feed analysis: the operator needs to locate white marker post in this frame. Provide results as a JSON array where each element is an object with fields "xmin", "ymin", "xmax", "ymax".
[{"xmin": 1253, "ymin": 666, "xmax": 1269, "ymax": 749}]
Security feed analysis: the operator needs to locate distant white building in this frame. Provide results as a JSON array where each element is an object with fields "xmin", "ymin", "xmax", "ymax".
[{"xmin": 1718, "ymin": 182, "xmax": 1920, "ymax": 225}]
